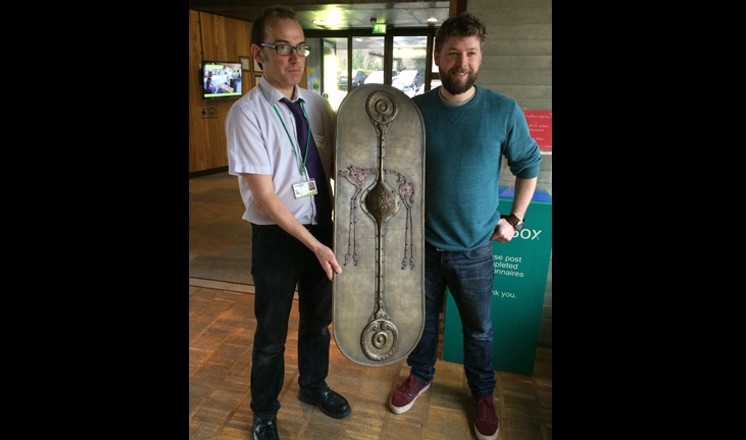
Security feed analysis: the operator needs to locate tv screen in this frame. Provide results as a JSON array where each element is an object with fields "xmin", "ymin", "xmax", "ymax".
[{"xmin": 202, "ymin": 61, "xmax": 243, "ymax": 99}]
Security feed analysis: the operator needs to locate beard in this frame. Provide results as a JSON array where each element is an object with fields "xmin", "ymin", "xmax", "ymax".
[{"xmin": 440, "ymin": 68, "xmax": 478, "ymax": 95}]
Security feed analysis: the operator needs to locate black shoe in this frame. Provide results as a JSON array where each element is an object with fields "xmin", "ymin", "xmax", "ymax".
[
  {"xmin": 298, "ymin": 386, "xmax": 352, "ymax": 419},
  {"xmin": 252, "ymin": 418, "xmax": 279, "ymax": 440}
]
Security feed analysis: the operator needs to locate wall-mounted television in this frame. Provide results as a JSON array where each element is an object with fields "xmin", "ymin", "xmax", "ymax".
[{"xmin": 202, "ymin": 61, "xmax": 243, "ymax": 99}]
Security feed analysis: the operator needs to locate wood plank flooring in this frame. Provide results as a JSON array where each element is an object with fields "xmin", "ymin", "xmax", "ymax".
[{"xmin": 189, "ymin": 280, "xmax": 552, "ymax": 440}]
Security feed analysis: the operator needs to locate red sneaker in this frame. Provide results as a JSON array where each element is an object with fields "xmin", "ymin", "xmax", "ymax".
[
  {"xmin": 474, "ymin": 396, "xmax": 499, "ymax": 440},
  {"xmin": 388, "ymin": 374, "xmax": 431, "ymax": 414}
]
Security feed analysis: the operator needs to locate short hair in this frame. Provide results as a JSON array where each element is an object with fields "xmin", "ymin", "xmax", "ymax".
[
  {"xmin": 434, "ymin": 12, "xmax": 487, "ymax": 53},
  {"xmin": 250, "ymin": 6, "xmax": 298, "ymax": 46}
]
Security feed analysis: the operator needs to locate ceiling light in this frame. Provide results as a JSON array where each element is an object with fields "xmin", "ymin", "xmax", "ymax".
[{"xmin": 426, "ymin": 17, "xmax": 438, "ymax": 23}]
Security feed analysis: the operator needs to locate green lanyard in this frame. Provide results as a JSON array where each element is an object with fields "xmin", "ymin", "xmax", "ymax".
[{"xmin": 273, "ymin": 101, "xmax": 311, "ymax": 178}]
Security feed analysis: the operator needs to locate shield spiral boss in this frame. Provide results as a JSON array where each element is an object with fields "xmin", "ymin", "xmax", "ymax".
[{"xmin": 333, "ymin": 84, "xmax": 425, "ymax": 366}]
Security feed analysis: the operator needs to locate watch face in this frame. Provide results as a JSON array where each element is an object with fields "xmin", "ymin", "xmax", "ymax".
[{"xmin": 514, "ymin": 221, "xmax": 524, "ymax": 231}]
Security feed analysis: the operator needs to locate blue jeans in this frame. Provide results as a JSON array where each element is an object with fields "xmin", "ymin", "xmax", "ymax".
[
  {"xmin": 249, "ymin": 223, "xmax": 333, "ymax": 421},
  {"xmin": 407, "ymin": 242, "xmax": 496, "ymax": 399}
]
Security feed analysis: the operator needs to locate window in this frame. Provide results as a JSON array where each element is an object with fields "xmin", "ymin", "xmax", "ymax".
[{"xmin": 305, "ymin": 29, "xmax": 436, "ymax": 111}]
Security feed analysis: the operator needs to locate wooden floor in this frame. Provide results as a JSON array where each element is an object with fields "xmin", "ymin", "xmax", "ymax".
[{"xmin": 189, "ymin": 279, "xmax": 552, "ymax": 440}]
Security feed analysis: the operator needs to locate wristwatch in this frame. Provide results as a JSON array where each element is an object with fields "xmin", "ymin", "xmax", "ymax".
[{"xmin": 501, "ymin": 213, "xmax": 524, "ymax": 231}]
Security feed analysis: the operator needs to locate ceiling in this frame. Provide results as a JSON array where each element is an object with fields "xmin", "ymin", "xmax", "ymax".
[{"xmin": 189, "ymin": 0, "xmax": 450, "ymax": 31}]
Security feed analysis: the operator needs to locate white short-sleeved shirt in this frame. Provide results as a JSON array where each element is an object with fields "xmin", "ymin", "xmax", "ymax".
[{"xmin": 226, "ymin": 79, "xmax": 336, "ymax": 225}]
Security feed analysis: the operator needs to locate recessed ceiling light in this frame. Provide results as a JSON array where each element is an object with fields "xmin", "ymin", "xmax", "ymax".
[{"xmin": 426, "ymin": 17, "xmax": 438, "ymax": 23}]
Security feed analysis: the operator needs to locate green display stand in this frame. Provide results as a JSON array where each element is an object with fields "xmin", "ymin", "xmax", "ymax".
[{"xmin": 442, "ymin": 189, "xmax": 552, "ymax": 375}]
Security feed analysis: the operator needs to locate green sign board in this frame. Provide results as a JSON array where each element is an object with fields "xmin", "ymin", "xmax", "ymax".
[
  {"xmin": 372, "ymin": 23, "xmax": 387, "ymax": 34},
  {"xmin": 442, "ymin": 189, "xmax": 552, "ymax": 375}
]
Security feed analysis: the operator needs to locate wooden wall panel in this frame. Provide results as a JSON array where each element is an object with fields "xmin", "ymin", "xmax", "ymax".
[{"xmin": 189, "ymin": 10, "xmax": 252, "ymax": 173}]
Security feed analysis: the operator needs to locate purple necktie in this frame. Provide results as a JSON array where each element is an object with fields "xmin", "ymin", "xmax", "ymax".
[{"xmin": 281, "ymin": 98, "xmax": 331, "ymax": 224}]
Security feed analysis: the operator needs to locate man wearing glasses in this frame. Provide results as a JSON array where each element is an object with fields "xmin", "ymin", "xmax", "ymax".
[{"xmin": 225, "ymin": 6, "xmax": 350, "ymax": 440}]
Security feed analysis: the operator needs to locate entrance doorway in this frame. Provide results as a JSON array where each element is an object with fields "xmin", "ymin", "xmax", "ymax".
[{"xmin": 305, "ymin": 29, "xmax": 437, "ymax": 111}]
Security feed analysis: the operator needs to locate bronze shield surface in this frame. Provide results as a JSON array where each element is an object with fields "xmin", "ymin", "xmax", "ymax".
[{"xmin": 333, "ymin": 84, "xmax": 425, "ymax": 366}]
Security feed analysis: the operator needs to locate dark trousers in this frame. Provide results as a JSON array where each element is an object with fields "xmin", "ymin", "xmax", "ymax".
[
  {"xmin": 249, "ymin": 223, "xmax": 333, "ymax": 421},
  {"xmin": 406, "ymin": 242, "xmax": 497, "ymax": 399}
]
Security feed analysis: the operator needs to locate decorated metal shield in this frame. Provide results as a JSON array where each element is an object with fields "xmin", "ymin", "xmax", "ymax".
[{"xmin": 333, "ymin": 84, "xmax": 425, "ymax": 366}]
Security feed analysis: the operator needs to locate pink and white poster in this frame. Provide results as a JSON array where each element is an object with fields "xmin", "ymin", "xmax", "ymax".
[{"xmin": 523, "ymin": 110, "xmax": 552, "ymax": 153}]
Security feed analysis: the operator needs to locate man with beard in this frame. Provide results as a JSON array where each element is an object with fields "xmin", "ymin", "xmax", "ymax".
[{"xmin": 387, "ymin": 12, "xmax": 542, "ymax": 440}]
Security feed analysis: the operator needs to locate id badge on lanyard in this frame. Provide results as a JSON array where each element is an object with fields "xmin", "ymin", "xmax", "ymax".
[
  {"xmin": 273, "ymin": 102, "xmax": 319, "ymax": 199},
  {"xmin": 293, "ymin": 178, "xmax": 318, "ymax": 198}
]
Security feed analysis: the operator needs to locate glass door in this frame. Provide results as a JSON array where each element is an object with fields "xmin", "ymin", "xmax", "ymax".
[
  {"xmin": 392, "ymin": 35, "xmax": 428, "ymax": 97},
  {"xmin": 306, "ymin": 29, "xmax": 436, "ymax": 111}
]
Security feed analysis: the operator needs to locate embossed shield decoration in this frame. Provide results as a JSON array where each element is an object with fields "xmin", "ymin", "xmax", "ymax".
[{"xmin": 333, "ymin": 84, "xmax": 425, "ymax": 366}]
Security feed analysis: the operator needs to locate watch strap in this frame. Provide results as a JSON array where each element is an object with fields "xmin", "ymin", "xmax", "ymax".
[{"xmin": 501, "ymin": 213, "xmax": 523, "ymax": 228}]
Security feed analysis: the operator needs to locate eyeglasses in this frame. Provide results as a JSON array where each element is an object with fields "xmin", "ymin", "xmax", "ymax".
[{"xmin": 260, "ymin": 43, "xmax": 311, "ymax": 57}]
